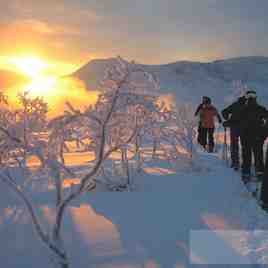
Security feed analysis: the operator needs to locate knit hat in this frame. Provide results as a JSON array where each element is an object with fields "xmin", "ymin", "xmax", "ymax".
[
  {"xmin": 245, "ymin": 90, "xmax": 257, "ymax": 99},
  {"xmin": 202, "ymin": 96, "xmax": 211, "ymax": 104}
]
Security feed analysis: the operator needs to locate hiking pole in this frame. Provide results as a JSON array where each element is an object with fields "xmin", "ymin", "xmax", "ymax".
[
  {"xmin": 222, "ymin": 127, "xmax": 226, "ymax": 160},
  {"xmin": 225, "ymin": 127, "xmax": 231, "ymax": 167},
  {"xmin": 222, "ymin": 127, "xmax": 228, "ymax": 165},
  {"xmin": 226, "ymin": 129, "xmax": 230, "ymax": 167},
  {"xmin": 214, "ymin": 124, "xmax": 221, "ymax": 153}
]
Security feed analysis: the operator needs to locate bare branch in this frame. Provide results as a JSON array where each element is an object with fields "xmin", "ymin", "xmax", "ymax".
[
  {"xmin": 0, "ymin": 171, "xmax": 66, "ymax": 261},
  {"xmin": 0, "ymin": 126, "xmax": 22, "ymax": 144}
]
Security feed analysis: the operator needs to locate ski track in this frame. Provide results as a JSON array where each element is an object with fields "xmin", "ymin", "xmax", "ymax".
[{"xmin": 1, "ymin": 151, "xmax": 268, "ymax": 267}]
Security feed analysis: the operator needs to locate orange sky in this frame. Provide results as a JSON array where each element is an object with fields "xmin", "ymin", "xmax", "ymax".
[
  {"xmin": 0, "ymin": 54, "xmax": 99, "ymax": 118},
  {"xmin": 0, "ymin": 55, "xmax": 78, "ymax": 77},
  {"xmin": 1, "ymin": 0, "xmax": 268, "ymax": 75},
  {"xmin": 0, "ymin": 0, "xmax": 249, "ymax": 76},
  {"xmin": 1, "ymin": 0, "xmax": 268, "ymax": 117}
]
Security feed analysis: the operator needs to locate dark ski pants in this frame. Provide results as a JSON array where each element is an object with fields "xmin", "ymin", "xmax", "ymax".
[
  {"xmin": 240, "ymin": 135, "xmax": 264, "ymax": 175},
  {"xmin": 261, "ymin": 148, "xmax": 268, "ymax": 205},
  {"xmin": 198, "ymin": 126, "xmax": 215, "ymax": 151},
  {"xmin": 230, "ymin": 127, "xmax": 240, "ymax": 167}
]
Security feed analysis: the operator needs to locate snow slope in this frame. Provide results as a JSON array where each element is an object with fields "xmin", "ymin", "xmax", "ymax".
[
  {"xmin": 72, "ymin": 56, "xmax": 268, "ymax": 109},
  {"xmin": 1, "ymin": 150, "xmax": 268, "ymax": 267}
]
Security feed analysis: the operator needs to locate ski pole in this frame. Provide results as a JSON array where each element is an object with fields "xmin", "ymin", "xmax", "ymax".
[
  {"xmin": 225, "ymin": 127, "xmax": 230, "ymax": 166},
  {"xmin": 222, "ymin": 127, "xmax": 228, "ymax": 165},
  {"xmin": 222, "ymin": 127, "xmax": 226, "ymax": 160},
  {"xmin": 214, "ymin": 124, "xmax": 221, "ymax": 153},
  {"xmin": 227, "ymin": 128, "xmax": 232, "ymax": 166}
]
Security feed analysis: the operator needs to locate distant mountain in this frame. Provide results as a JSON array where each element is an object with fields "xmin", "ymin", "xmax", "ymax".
[
  {"xmin": 0, "ymin": 69, "xmax": 29, "ymax": 90},
  {"xmin": 71, "ymin": 56, "xmax": 268, "ymax": 109}
]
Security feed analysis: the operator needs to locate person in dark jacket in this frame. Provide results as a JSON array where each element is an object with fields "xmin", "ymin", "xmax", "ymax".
[
  {"xmin": 195, "ymin": 96, "xmax": 222, "ymax": 152},
  {"xmin": 195, "ymin": 96, "xmax": 209, "ymax": 149},
  {"xmin": 221, "ymin": 96, "xmax": 246, "ymax": 170},
  {"xmin": 261, "ymin": 149, "xmax": 268, "ymax": 210},
  {"xmin": 237, "ymin": 90, "xmax": 268, "ymax": 181}
]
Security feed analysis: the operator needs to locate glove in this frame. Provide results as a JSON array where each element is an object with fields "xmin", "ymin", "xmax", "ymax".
[{"xmin": 222, "ymin": 121, "xmax": 229, "ymax": 128}]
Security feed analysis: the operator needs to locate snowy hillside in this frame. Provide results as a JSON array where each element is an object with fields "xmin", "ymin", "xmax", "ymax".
[
  {"xmin": 2, "ymin": 150, "xmax": 268, "ymax": 267},
  {"xmin": 72, "ymin": 56, "xmax": 268, "ymax": 109},
  {"xmin": 2, "ymin": 58, "xmax": 268, "ymax": 268}
]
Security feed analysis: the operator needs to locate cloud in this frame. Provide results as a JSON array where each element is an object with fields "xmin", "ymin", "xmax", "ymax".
[
  {"xmin": 28, "ymin": 20, "xmax": 55, "ymax": 34},
  {"xmin": 1, "ymin": 0, "xmax": 100, "ymax": 38},
  {"xmin": 5, "ymin": 0, "xmax": 100, "ymax": 24},
  {"xmin": 0, "ymin": 0, "xmax": 268, "ymax": 65},
  {"xmin": 9, "ymin": 19, "xmax": 56, "ymax": 34},
  {"xmin": 0, "ymin": 1, "xmax": 102, "ymax": 63}
]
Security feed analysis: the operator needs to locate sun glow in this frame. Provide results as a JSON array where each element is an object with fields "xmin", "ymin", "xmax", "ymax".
[
  {"xmin": 8, "ymin": 75, "xmax": 99, "ymax": 118},
  {"xmin": 26, "ymin": 76, "xmax": 57, "ymax": 97},
  {"xmin": 7, "ymin": 55, "xmax": 58, "ymax": 98},
  {"xmin": 9, "ymin": 56, "xmax": 49, "ymax": 78},
  {"xmin": 9, "ymin": 56, "xmax": 62, "ymax": 99},
  {"xmin": 2, "ymin": 55, "xmax": 100, "ymax": 117}
]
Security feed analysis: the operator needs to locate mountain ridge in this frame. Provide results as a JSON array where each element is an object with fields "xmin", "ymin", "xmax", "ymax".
[{"xmin": 70, "ymin": 56, "xmax": 268, "ymax": 108}]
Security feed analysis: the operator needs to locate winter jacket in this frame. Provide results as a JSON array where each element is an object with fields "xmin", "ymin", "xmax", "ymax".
[
  {"xmin": 195, "ymin": 104, "xmax": 222, "ymax": 129},
  {"xmin": 237, "ymin": 99, "xmax": 268, "ymax": 139},
  {"xmin": 194, "ymin": 104, "xmax": 203, "ymax": 117},
  {"xmin": 221, "ymin": 97, "xmax": 246, "ymax": 127}
]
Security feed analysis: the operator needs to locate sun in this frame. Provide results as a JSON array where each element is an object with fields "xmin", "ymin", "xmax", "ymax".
[
  {"xmin": 7, "ymin": 55, "xmax": 58, "ymax": 98},
  {"xmin": 9, "ymin": 56, "xmax": 48, "ymax": 78},
  {"xmin": 26, "ymin": 76, "xmax": 57, "ymax": 98},
  {"xmin": 3, "ymin": 54, "xmax": 99, "ymax": 118}
]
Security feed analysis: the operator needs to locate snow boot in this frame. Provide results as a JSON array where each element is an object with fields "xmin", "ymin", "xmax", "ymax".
[
  {"xmin": 255, "ymin": 171, "xmax": 264, "ymax": 182},
  {"xmin": 233, "ymin": 164, "xmax": 239, "ymax": 171},
  {"xmin": 246, "ymin": 181, "xmax": 258, "ymax": 197},
  {"xmin": 241, "ymin": 173, "xmax": 251, "ymax": 184},
  {"xmin": 261, "ymin": 203, "xmax": 268, "ymax": 213},
  {"xmin": 230, "ymin": 162, "xmax": 239, "ymax": 171},
  {"xmin": 208, "ymin": 144, "xmax": 214, "ymax": 153}
]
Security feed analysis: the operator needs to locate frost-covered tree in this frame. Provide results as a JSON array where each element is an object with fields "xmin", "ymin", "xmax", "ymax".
[
  {"xmin": 61, "ymin": 57, "xmax": 161, "ymax": 191},
  {"xmin": 0, "ymin": 91, "xmax": 13, "ymax": 164},
  {"xmin": 172, "ymin": 103, "xmax": 198, "ymax": 159},
  {"xmin": 137, "ymin": 101, "xmax": 198, "ymax": 166},
  {"xmin": 0, "ymin": 57, "xmax": 199, "ymax": 267},
  {"xmin": 0, "ymin": 57, "xmax": 165, "ymax": 267},
  {"xmin": 0, "ymin": 91, "xmax": 48, "ymax": 167}
]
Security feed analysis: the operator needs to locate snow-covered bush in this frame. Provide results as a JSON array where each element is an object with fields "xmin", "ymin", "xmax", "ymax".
[
  {"xmin": 0, "ymin": 57, "xmax": 200, "ymax": 267},
  {"xmin": 59, "ymin": 57, "xmax": 162, "ymax": 191},
  {"xmin": 172, "ymin": 103, "xmax": 198, "ymax": 158},
  {"xmin": 0, "ymin": 57, "xmax": 166, "ymax": 267},
  {"xmin": 140, "ymin": 101, "xmax": 198, "ymax": 165},
  {"xmin": 0, "ymin": 91, "xmax": 48, "ymax": 167}
]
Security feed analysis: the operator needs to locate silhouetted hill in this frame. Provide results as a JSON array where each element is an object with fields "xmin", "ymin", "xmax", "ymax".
[{"xmin": 72, "ymin": 56, "xmax": 268, "ymax": 108}]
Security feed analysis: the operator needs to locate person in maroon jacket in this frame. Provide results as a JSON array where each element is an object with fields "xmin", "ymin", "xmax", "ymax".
[{"xmin": 195, "ymin": 96, "xmax": 222, "ymax": 152}]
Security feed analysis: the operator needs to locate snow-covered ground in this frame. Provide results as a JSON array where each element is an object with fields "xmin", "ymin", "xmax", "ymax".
[{"xmin": 1, "ymin": 150, "xmax": 268, "ymax": 268}]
